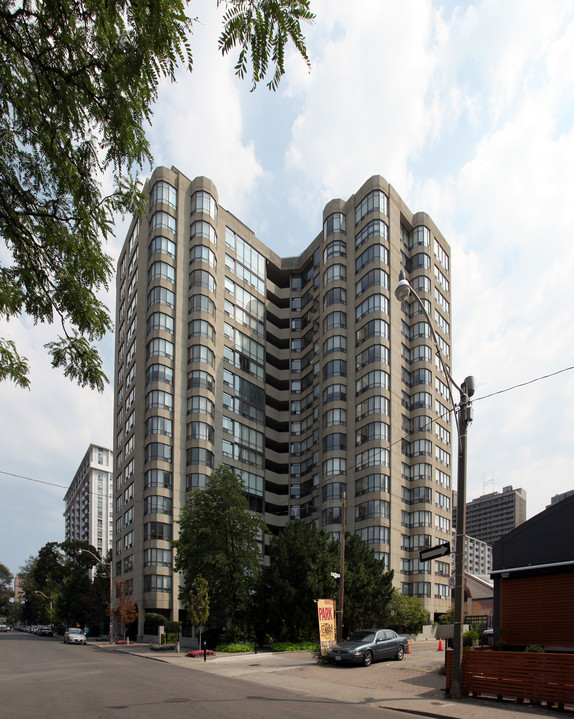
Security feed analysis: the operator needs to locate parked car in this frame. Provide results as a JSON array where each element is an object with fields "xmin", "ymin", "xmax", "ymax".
[
  {"xmin": 64, "ymin": 628, "xmax": 87, "ymax": 645},
  {"xmin": 327, "ymin": 628, "xmax": 408, "ymax": 666},
  {"xmin": 38, "ymin": 626, "xmax": 53, "ymax": 637}
]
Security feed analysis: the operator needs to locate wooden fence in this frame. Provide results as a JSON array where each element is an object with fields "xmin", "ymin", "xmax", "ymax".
[{"xmin": 445, "ymin": 649, "xmax": 574, "ymax": 709}]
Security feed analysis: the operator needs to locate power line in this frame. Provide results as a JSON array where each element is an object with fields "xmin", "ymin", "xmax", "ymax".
[{"xmin": 2, "ymin": 363, "xmax": 574, "ymax": 501}]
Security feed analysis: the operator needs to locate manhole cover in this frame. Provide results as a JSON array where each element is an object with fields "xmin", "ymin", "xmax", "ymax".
[{"xmin": 165, "ymin": 698, "xmax": 191, "ymax": 703}]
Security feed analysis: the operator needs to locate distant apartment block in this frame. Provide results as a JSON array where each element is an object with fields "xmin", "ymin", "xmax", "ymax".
[
  {"xmin": 454, "ymin": 485, "xmax": 526, "ymax": 546},
  {"xmin": 64, "ymin": 445, "xmax": 114, "ymax": 559},
  {"xmin": 549, "ymin": 489, "xmax": 574, "ymax": 506},
  {"xmin": 451, "ymin": 533, "xmax": 492, "ymax": 577}
]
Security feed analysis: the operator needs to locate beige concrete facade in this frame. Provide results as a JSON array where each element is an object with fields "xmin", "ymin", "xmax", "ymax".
[{"xmin": 113, "ymin": 167, "xmax": 454, "ymax": 635}]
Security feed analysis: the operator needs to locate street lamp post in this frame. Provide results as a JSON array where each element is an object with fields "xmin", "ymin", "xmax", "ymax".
[
  {"xmin": 80, "ymin": 549, "xmax": 113, "ymax": 644},
  {"xmin": 35, "ymin": 590, "xmax": 53, "ymax": 622},
  {"xmin": 394, "ymin": 270, "xmax": 475, "ymax": 699}
]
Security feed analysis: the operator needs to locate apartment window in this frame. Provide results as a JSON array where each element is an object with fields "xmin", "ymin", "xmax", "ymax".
[
  {"xmin": 355, "ymin": 473, "xmax": 389, "ymax": 496},
  {"xmin": 146, "ymin": 416, "xmax": 173, "ymax": 438},
  {"xmin": 324, "ymin": 287, "xmax": 347, "ymax": 308},
  {"xmin": 356, "ymin": 421, "xmax": 389, "ymax": 445},
  {"xmin": 356, "ymin": 369, "xmax": 389, "ymax": 395},
  {"xmin": 148, "ymin": 285, "xmax": 175, "ymax": 310},
  {"xmin": 356, "ymin": 447, "xmax": 389, "ymax": 470},
  {"xmin": 356, "ymin": 499, "xmax": 390, "ymax": 521},
  {"xmin": 190, "ymin": 220, "xmax": 217, "ymax": 245},
  {"xmin": 144, "ymin": 442, "xmax": 172, "ymax": 463},
  {"xmin": 188, "ymin": 344, "xmax": 215, "ymax": 367},
  {"xmin": 144, "ymin": 469, "xmax": 172, "ymax": 489},
  {"xmin": 186, "ymin": 447, "xmax": 214, "ymax": 468},
  {"xmin": 151, "ymin": 180, "xmax": 177, "ymax": 209},
  {"xmin": 355, "ymin": 525, "xmax": 389, "ymax": 545},
  {"xmin": 189, "ymin": 269, "xmax": 216, "ymax": 293},
  {"xmin": 191, "ymin": 191, "xmax": 217, "ymax": 221},
  {"xmin": 356, "ymin": 344, "xmax": 388, "ymax": 371},
  {"xmin": 147, "ymin": 312, "xmax": 174, "ymax": 335},
  {"xmin": 144, "ymin": 495, "xmax": 173, "ymax": 515},
  {"xmin": 323, "ymin": 264, "xmax": 346, "ymax": 285},
  {"xmin": 324, "ymin": 311, "xmax": 346, "ymax": 331},
  {"xmin": 322, "ymin": 457, "xmax": 346, "ymax": 477},
  {"xmin": 356, "ymin": 395, "xmax": 389, "ymax": 420},
  {"xmin": 146, "ymin": 363, "xmax": 174, "ymax": 386},
  {"xmin": 143, "ymin": 522, "xmax": 172, "ymax": 541},
  {"xmin": 144, "ymin": 548, "xmax": 172, "ymax": 567},
  {"xmin": 355, "ymin": 219, "xmax": 388, "ymax": 250},
  {"xmin": 323, "ymin": 383, "xmax": 346, "ymax": 403},
  {"xmin": 145, "ymin": 390, "xmax": 173, "ymax": 411},
  {"xmin": 148, "ymin": 261, "xmax": 175, "ymax": 283},
  {"xmin": 186, "ymin": 395, "xmax": 215, "ymax": 417},
  {"xmin": 323, "ymin": 212, "xmax": 346, "ymax": 239},
  {"xmin": 356, "ymin": 244, "xmax": 388, "ymax": 273},
  {"xmin": 356, "ymin": 318, "xmax": 389, "ymax": 345},
  {"xmin": 188, "ymin": 319, "xmax": 215, "ymax": 341},
  {"xmin": 323, "ymin": 408, "xmax": 347, "ymax": 427},
  {"xmin": 355, "ymin": 190, "xmax": 387, "ymax": 225},
  {"xmin": 190, "ymin": 244, "xmax": 217, "ymax": 269},
  {"xmin": 356, "ymin": 268, "xmax": 389, "ymax": 297},
  {"xmin": 149, "ymin": 235, "xmax": 176, "ymax": 259},
  {"xmin": 322, "ymin": 482, "xmax": 345, "ymax": 501},
  {"xmin": 323, "ymin": 335, "xmax": 347, "ymax": 355},
  {"xmin": 150, "ymin": 211, "xmax": 176, "ymax": 234}
]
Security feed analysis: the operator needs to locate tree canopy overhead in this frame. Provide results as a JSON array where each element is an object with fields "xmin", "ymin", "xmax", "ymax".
[{"xmin": 0, "ymin": 0, "xmax": 314, "ymax": 389}]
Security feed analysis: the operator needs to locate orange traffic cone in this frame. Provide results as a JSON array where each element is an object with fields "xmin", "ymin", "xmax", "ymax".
[
  {"xmin": 438, "ymin": 638, "xmax": 443, "ymax": 651},
  {"xmin": 406, "ymin": 640, "xmax": 411, "ymax": 654}
]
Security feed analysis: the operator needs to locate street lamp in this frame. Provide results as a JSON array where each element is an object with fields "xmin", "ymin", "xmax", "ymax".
[
  {"xmin": 395, "ymin": 270, "xmax": 475, "ymax": 700},
  {"xmin": 80, "ymin": 549, "xmax": 113, "ymax": 644}
]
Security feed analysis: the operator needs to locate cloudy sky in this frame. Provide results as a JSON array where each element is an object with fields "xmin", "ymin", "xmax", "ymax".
[{"xmin": 2, "ymin": 0, "xmax": 574, "ymax": 578}]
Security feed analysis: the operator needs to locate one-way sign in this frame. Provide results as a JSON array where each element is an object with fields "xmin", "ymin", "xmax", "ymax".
[{"xmin": 419, "ymin": 542, "xmax": 450, "ymax": 563}]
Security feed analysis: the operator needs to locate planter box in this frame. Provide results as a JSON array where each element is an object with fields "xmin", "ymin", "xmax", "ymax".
[{"xmin": 150, "ymin": 643, "xmax": 178, "ymax": 652}]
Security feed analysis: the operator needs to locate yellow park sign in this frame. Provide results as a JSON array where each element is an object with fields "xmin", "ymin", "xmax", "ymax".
[{"xmin": 317, "ymin": 598, "xmax": 336, "ymax": 655}]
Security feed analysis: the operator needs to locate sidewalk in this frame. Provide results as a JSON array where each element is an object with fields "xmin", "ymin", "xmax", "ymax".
[{"xmin": 89, "ymin": 639, "xmax": 568, "ymax": 719}]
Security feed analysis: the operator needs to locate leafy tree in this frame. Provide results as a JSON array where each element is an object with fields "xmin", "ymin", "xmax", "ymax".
[
  {"xmin": 341, "ymin": 533, "xmax": 395, "ymax": 634},
  {"xmin": 173, "ymin": 465, "xmax": 267, "ymax": 627},
  {"xmin": 183, "ymin": 575, "xmax": 210, "ymax": 649},
  {"xmin": 112, "ymin": 579, "xmax": 139, "ymax": 641},
  {"xmin": 0, "ymin": 563, "xmax": 14, "ymax": 616},
  {"xmin": 257, "ymin": 521, "xmax": 340, "ymax": 641},
  {"xmin": 387, "ymin": 591, "xmax": 430, "ymax": 634},
  {"xmin": 0, "ymin": 0, "xmax": 314, "ymax": 389}
]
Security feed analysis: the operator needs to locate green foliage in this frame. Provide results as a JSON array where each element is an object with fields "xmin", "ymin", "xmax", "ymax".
[
  {"xmin": 0, "ymin": 0, "xmax": 313, "ymax": 388},
  {"xmin": 182, "ymin": 575, "xmax": 209, "ymax": 645},
  {"xmin": 342, "ymin": 534, "xmax": 395, "ymax": 633},
  {"xmin": 163, "ymin": 633, "xmax": 180, "ymax": 644},
  {"xmin": 173, "ymin": 466, "xmax": 267, "ymax": 627},
  {"xmin": 257, "ymin": 520, "xmax": 339, "ymax": 641},
  {"xmin": 270, "ymin": 641, "xmax": 319, "ymax": 652},
  {"xmin": 164, "ymin": 620, "xmax": 181, "ymax": 636},
  {"xmin": 525, "ymin": 644, "xmax": 544, "ymax": 653},
  {"xmin": 144, "ymin": 613, "xmax": 167, "ymax": 633},
  {"xmin": 216, "ymin": 642, "xmax": 254, "ymax": 653},
  {"xmin": 219, "ymin": 0, "xmax": 315, "ymax": 90},
  {"xmin": 463, "ymin": 628, "xmax": 480, "ymax": 647},
  {"xmin": 386, "ymin": 592, "xmax": 430, "ymax": 634},
  {"xmin": 436, "ymin": 607, "xmax": 455, "ymax": 625},
  {"xmin": 0, "ymin": 563, "xmax": 14, "ymax": 615}
]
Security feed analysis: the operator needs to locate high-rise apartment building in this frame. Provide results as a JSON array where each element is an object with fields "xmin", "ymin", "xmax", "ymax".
[
  {"xmin": 454, "ymin": 485, "xmax": 527, "ymax": 546},
  {"xmin": 64, "ymin": 444, "xmax": 114, "ymax": 559},
  {"xmin": 113, "ymin": 167, "xmax": 454, "ymax": 634}
]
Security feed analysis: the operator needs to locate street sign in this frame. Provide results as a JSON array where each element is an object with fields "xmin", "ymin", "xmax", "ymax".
[{"xmin": 419, "ymin": 542, "xmax": 450, "ymax": 563}]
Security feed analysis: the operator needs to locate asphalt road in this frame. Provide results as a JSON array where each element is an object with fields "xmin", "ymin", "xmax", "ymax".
[{"xmin": 0, "ymin": 632, "xmax": 417, "ymax": 719}]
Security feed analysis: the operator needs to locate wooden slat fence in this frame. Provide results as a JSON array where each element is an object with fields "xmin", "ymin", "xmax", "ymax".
[{"xmin": 446, "ymin": 649, "xmax": 574, "ymax": 708}]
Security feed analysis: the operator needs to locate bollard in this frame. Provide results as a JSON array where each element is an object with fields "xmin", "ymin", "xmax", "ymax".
[{"xmin": 203, "ymin": 641, "xmax": 207, "ymax": 662}]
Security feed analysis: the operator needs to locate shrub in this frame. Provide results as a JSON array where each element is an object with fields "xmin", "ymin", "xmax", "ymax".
[
  {"xmin": 525, "ymin": 644, "xmax": 544, "ymax": 653},
  {"xmin": 463, "ymin": 628, "xmax": 479, "ymax": 647},
  {"xmin": 270, "ymin": 641, "xmax": 319, "ymax": 652},
  {"xmin": 144, "ymin": 613, "xmax": 167, "ymax": 634},
  {"xmin": 215, "ymin": 642, "xmax": 253, "ymax": 653},
  {"xmin": 164, "ymin": 633, "xmax": 179, "ymax": 644}
]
